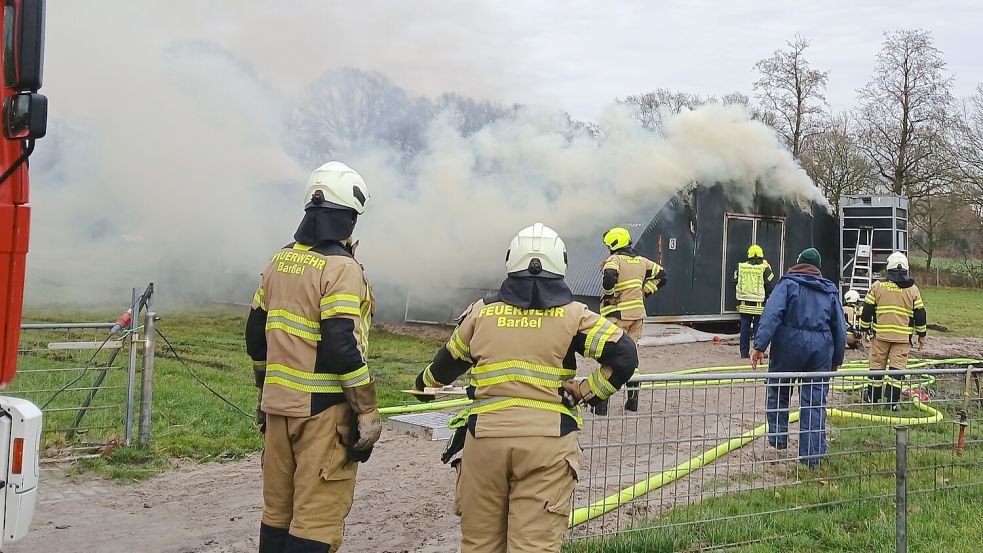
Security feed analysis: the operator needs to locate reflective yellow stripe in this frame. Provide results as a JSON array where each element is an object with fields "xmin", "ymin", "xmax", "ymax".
[
  {"xmin": 643, "ymin": 280, "xmax": 658, "ymax": 293},
  {"xmin": 266, "ymin": 309, "xmax": 321, "ymax": 341},
  {"xmin": 446, "ymin": 328, "xmax": 472, "ymax": 361},
  {"xmin": 872, "ymin": 323, "xmax": 913, "ymax": 335},
  {"xmin": 422, "ymin": 364, "xmax": 440, "ymax": 387},
  {"xmin": 268, "ymin": 309, "xmax": 320, "ymax": 329},
  {"xmin": 737, "ymin": 301, "xmax": 764, "ymax": 315},
  {"xmin": 265, "ymin": 363, "xmax": 369, "ymax": 393},
  {"xmin": 321, "ymin": 293, "xmax": 362, "ymax": 318},
  {"xmin": 876, "ymin": 306, "xmax": 914, "ymax": 317},
  {"xmin": 471, "ymin": 360, "xmax": 575, "ymax": 387},
  {"xmin": 585, "ymin": 318, "xmax": 618, "ymax": 358},
  {"xmin": 859, "ymin": 319, "xmax": 871, "ymax": 329},
  {"xmin": 603, "ymin": 261, "xmax": 619, "ymax": 271},
  {"xmin": 253, "ymin": 288, "xmax": 267, "ymax": 310},
  {"xmin": 913, "ymin": 298, "xmax": 925, "ymax": 308},
  {"xmin": 265, "ymin": 376, "xmax": 341, "ymax": 394},
  {"xmin": 252, "ymin": 360, "xmax": 267, "ymax": 368},
  {"xmin": 339, "ymin": 365, "xmax": 371, "ymax": 387},
  {"xmin": 293, "ymin": 243, "xmax": 313, "ymax": 251},
  {"xmin": 864, "ymin": 294, "xmax": 876, "ymax": 305},
  {"xmin": 587, "ymin": 367, "xmax": 618, "ymax": 400},
  {"xmin": 600, "ymin": 300, "xmax": 645, "ymax": 316},
  {"xmin": 613, "ymin": 278, "xmax": 643, "ymax": 292},
  {"xmin": 914, "ymin": 325, "xmax": 927, "ymax": 333},
  {"xmin": 467, "ymin": 396, "xmax": 583, "ymax": 426}
]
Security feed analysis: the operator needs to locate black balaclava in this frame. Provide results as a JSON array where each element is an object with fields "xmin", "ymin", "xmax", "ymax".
[
  {"xmin": 498, "ymin": 272, "xmax": 573, "ymax": 310},
  {"xmin": 293, "ymin": 205, "xmax": 357, "ymax": 246},
  {"xmin": 885, "ymin": 268, "xmax": 915, "ymax": 288}
]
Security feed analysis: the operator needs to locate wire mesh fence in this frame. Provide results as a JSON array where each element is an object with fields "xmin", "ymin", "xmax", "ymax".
[
  {"xmin": 7, "ymin": 285, "xmax": 158, "ymax": 460},
  {"xmin": 7, "ymin": 323, "xmax": 130, "ymax": 459},
  {"xmin": 564, "ymin": 366, "xmax": 983, "ymax": 552}
]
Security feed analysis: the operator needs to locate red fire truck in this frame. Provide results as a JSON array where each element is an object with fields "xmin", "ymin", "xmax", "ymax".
[{"xmin": 0, "ymin": 0, "xmax": 46, "ymax": 546}]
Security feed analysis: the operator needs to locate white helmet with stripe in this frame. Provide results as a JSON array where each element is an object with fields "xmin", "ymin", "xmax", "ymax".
[{"xmin": 506, "ymin": 223, "xmax": 567, "ymax": 277}]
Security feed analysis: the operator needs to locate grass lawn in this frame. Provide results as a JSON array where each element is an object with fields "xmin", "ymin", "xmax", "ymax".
[
  {"xmin": 920, "ymin": 286, "xmax": 983, "ymax": 338},
  {"xmin": 10, "ymin": 305, "xmax": 443, "ymax": 480}
]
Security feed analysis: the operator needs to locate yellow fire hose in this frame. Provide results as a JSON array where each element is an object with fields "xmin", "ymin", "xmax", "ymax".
[
  {"xmin": 567, "ymin": 362, "xmax": 956, "ymax": 528},
  {"xmin": 380, "ymin": 358, "xmax": 977, "ymax": 528}
]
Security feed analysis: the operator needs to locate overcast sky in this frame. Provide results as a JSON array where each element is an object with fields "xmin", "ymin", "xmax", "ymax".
[
  {"xmin": 47, "ymin": 1, "xmax": 981, "ymax": 122},
  {"xmin": 505, "ymin": 0, "xmax": 983, "ymax": 118}
]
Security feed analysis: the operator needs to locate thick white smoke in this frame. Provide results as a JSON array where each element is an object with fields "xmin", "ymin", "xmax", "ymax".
[
  {"xmin": 355, "ymin": 103, "xmax": 824, "ymax": 292},
  {"xmin": 24, "ymin": 1, "xmax": 824, "ymax": 311}
]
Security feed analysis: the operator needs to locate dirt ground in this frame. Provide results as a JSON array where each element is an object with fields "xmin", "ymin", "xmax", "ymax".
[{"xmin": 12, "ymin": 333, "xmax": 981, "ymax": 553}]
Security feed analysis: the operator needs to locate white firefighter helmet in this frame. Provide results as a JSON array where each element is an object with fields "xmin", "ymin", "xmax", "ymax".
[
  {"xmin": 886, "ymin": 251, "xmax": 909, "ymax": 272},
  {"xmin": 844, "ymin": 289, "xmax": 860, "ymax": 304},
  {"xmin": 304, "ymin": 161, "xmax": 370, "ymax": 214},
  {"xmin": 506, "ymin": 223, "xmax": 567, "ymax": 276}
]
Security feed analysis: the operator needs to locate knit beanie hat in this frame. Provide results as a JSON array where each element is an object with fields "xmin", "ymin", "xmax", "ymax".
[{"xmin": 797, "ymin": 247, "xmax": 822, "ymax": 268}]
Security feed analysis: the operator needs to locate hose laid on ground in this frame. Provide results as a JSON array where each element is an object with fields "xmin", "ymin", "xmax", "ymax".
[
  {"xmin": 381, "ymin": 357, "xmax": 979, "ymax": 527},
  {"xmin": 567, "ymin": 396, "xmax": 942, "ymax": 527}
]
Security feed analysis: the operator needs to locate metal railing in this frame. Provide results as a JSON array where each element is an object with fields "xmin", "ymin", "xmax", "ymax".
[
  {"xmin": 564, "ymin": 366, "xmax": 983, "ymax": 552},
  {"xmin": 7, "ymin": 285, "xmax": 158, "ymax": 460}
]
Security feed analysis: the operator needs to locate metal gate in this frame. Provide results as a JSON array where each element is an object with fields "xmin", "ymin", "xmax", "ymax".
[{"xmin": 6, "ymin": 285, "xmax": 157, "ymax": 460}]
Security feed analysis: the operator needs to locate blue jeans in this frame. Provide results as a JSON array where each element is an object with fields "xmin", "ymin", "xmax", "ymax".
[
  {"xmin": 739, "ymin": 314, "xmax": 759, "ymax": 357},
  {"xmin": 766, "ymin": 376, "xmax": 830, "ymax": 467}
]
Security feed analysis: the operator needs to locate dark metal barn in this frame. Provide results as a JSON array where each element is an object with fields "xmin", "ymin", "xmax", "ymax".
[{"xmin": 566, "ymin": 182, "xmax": 839, "ymax": 322}]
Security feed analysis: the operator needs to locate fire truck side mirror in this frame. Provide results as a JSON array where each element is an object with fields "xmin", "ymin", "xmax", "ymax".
[
  {"xmin": 2, "ymin": 0, "xmax": 45, "ymax": 92},
  {"xmin": 2, "ymin": 91, "xmax": 45, "ymax": 139}
]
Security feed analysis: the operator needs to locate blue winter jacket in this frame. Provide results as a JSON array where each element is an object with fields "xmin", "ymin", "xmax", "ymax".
[{"xmin": 753, "ymin": 267, "xmax": 847, "ymax": 372}]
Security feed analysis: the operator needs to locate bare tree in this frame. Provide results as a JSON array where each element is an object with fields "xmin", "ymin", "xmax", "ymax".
[
  {"xmin": 290, "ymin": 67, "xmax": 432, "ymax": 163},
  {"xmin": 951, "ymin": 83, "xmax": 983, "ymax": 207},
  {"xmin": 909, "ymin": 191, "xmax": 965, "ymax": 269},
  {"xmin": 856, "ymin": 29, "xmax": 955, "ymax": 199},
  {"xmin": 619, "ymin": 89, "xmax": 766, "ymax": 131},
  {"xmin": 800, "ymin": 113, "xmax": 876, "ymax": 212},
  {"xmin": 753, "ymin": 35, "xmax": 829, "ymax": 158}
]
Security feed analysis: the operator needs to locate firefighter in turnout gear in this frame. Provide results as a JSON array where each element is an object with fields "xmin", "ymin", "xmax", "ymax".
[
  {"xmin": 413, "ymin": 223, "xmax": 638, "ymax": 553},
  {"xmin": 843, "ymin": 289, "xmax": 863, "ymax": 349},
  {"xmin": 733, "ymin": 244, "xmax": 777, "ymax": 358},
  {"xmin": 859, "ymin": 252, "xmax": 927, "ymax": 409},
  {"xmin": 595, "ymin": 226, "xmax": 666, "ymax": 413},
  {"xmin": 245, "ymin": 161, "xmax": 380, "ymax": 553}
]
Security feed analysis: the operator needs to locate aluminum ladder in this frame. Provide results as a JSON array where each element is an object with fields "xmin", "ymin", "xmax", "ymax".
[{"xmin": 848, "ymin": 227, "xmax": 875, "ymax": 296}]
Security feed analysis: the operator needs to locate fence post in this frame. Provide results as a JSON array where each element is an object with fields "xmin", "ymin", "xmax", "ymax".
[
  {"xmin": 895, "ymin": 425, "xmax": 909, "ymax": 553},
  {"xmin": 124, "ymin": 287, "xmax": 140, "ymax": 445},
  {"xmin": 138, "ymin": 308, "xmax": 156, "ymax": 445}
]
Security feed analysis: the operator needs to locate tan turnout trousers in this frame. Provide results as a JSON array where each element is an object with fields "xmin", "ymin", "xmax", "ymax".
[
  {"xmin": 610, "ymin": 317, "xmax": 643, "ymax": 342},
  {"xmin": 456, "ymin": 432, "xmax": 579, "ymax": 553},
  {"xmin": 262, "ymin": 402, "xmax": 358, "ymax": 547},
  {"xmin": 869, "ymin": 338, "xmax": 911, "ymax": 370}
]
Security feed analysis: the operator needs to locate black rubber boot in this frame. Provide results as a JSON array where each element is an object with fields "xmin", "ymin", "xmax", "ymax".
[
  {"xmin": 259, "ymin": 523, "xmax": 289, "ymax": 553},
  {"xmin": 863, "ymin": 383, "xmax": 883, "ymax": 404},
  {"xmin": 284, "ymin": 533, "xmax": 334, "ymax": 553},
  {"xmin": 592, "ymin": 400, "xmax": 609, "ymax": 416},
  {"xmin": 624, "ymin": 389, "xmax": 639, "ymax": 412}
]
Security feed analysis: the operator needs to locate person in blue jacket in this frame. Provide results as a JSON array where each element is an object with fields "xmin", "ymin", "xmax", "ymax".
[{"xmin": 750, "ymin": 247, "xmax": 846, "ymax": 468}]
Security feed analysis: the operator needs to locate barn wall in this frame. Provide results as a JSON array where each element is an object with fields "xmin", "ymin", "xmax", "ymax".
[{"xmin": 571, "ymin": 182, "xmax": 839, "ymax": 320}]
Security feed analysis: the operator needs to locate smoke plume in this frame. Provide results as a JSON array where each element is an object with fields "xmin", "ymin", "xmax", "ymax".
[{"xmin": 25, "ymin": 2, "xmax": 823, "ymax": 313}]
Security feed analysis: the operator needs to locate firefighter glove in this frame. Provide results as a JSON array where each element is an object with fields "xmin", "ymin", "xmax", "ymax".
[
  {"xmin": 253, "ymin": 366, "xmax": 266, "ymax": 433},
  {"xmin": 343, "ymin": 381, "xmax": 382, "ymax": 452},
  {"xmin": 918, "ymin": 335, "xmax": 927, "ymax": 351},
  {"xmin": 413, "ymin": 373, "xmax": 436, "ymax": 403},
  {"xmin": 560, "ymin": 379, "xmax": 596, "ymax": 408}
]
